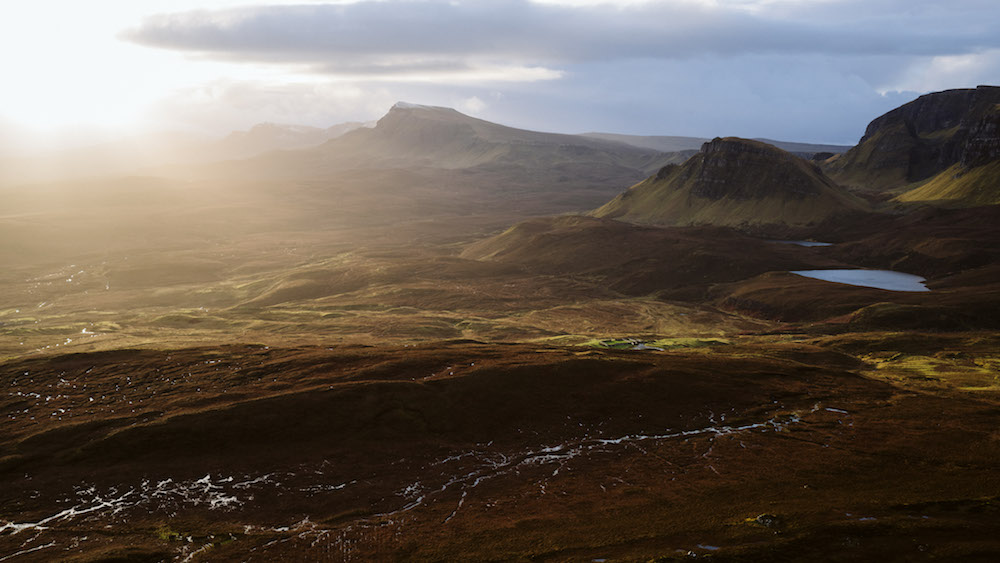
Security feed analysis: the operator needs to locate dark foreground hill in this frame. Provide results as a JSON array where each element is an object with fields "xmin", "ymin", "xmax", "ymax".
[
  {"xmin": 592, "ymin": 137, "xmax": 867, "ymax": 228},
  {"xmin": 461, "ymin": 215, "xmax": 845, "ymax": 297},
  {"xmin": 4, "ymin": 340, "xmax": 1000, "ymax": 561}
]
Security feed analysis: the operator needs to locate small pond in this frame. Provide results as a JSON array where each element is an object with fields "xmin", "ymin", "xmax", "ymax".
[{"xmin": 790, "ymin": 269, "xmax": 930, "ymax": 292}]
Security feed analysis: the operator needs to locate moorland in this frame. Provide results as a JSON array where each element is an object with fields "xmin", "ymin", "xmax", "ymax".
[{"xmin": 1, "ymin": 88, "xmax": 1000, "ymax": 562}]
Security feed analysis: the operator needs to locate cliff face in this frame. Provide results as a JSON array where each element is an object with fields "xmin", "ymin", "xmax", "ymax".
[
  {"xmin": 827, "ymin": 85, "xmax": 1000, "ymax": 192},
  {"xmin": 592, "ymin": 137, "xmax": 867, "ymax": 228},
  {"xmin": 858, "ymin": 87, "xmax": 995, "ymax": 143},
  {"xmin": 894, "ymin": 106, "xmax": 1000, "ymax": 206},
  {"xmin": 687, "ymin": 138, "xmax": 826, "ymax": 200},
  {"xmin": 961, "ymin": 107, "xmax": 1000, "ymax": 168}
]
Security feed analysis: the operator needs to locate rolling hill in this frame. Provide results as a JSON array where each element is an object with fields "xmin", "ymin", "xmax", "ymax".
[
  {"xmin": 461, "ymin": 214, "xmax": 845, "ymax": 297},
  {"xmin": 592, "ymin": 137, "xmax": 868, "ymax": 228}
]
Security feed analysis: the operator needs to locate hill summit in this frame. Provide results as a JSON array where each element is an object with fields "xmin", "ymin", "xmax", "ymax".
[
  {"xmin": 322, "ymin": 102, "xmax": 667, "ymax": 171},
  {"xmin": 592, "ymin": 137, "xmax": 867, "ymax": 228}
]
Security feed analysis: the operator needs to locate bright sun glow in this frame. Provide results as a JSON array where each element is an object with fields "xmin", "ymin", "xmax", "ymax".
[
  {"xmin": 0, "ymin": 1, "xmax": 338, "ymax": 137},
  {"xmin": 0, "ymin": 0, "xmax": 565, "ymax": 142}
]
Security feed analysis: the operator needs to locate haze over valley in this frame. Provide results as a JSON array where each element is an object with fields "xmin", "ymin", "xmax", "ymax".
[{"xmin": 2, "ymin": 2, "xmax": 1000, "ymax": 561}]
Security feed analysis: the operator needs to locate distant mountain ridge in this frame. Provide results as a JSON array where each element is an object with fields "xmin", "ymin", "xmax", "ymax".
[
  {"xmin": 582, "ymin": 132, "xmax": 851, "ymax": 159},
  {"xmin": 318, "ymin": 102, "xmax": 669, "ymax": 173},
  {"xmin": 215, "ymin": 121, "xmax": 369, "ymax": 160},
  {"xmin": 182, "ymin": 102, "xmax": 684, "ymax": 222},
  {"xmin": 0, "ymin": 121, "xmax": 369, "ymax": 186},
  {"xmin": 592, "ymin": 137, "xmax": 867, "ymax": 228}
]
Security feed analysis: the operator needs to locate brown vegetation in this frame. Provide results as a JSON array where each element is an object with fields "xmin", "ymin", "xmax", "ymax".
[{"xmin": 2, "ymin": 97, "xmax": 1000, "ymax": 561}]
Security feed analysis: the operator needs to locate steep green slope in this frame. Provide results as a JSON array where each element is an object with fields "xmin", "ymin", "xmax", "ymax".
[
  {"xmin": 894, "ymin": 102, "xmax": 1000, "ymax": 206},
  {"xmin": 897, "ymin": 161, "xmax": 1000, "ymax": 206}
]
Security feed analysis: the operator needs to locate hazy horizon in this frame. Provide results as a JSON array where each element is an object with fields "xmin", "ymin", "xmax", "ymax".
[{"xmin": 3, "ymin": 0, "xmax": 999, "ymax": 153}]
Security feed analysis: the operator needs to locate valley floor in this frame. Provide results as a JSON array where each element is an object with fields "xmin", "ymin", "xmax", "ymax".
[
  {"xmin": 4, "ymin": 87, "xmax": 1000, "ymax": 561},
  {"xmin": 1, "ymin": 180, "xmax": 998, "ymax": 561}
]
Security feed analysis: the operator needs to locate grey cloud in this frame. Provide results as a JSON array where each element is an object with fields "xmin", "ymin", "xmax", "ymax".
[
  {"xmin": 143, "ymin": 54, "xmax": 919, "ymax": 145},
  {"xmin": 124, "ymin": 0, "xmax": 1000, "ymax": 144},
  {"xmin": 313, "ymin": 59, "xmax": 476, "ymax": 77},
  {"xmin": 480, "ymin": 55, "xmax": 920, "ymax": 144},
  {"xmin": 124, "ymin": 0, "xmax": 1000, "ymax": 71}
]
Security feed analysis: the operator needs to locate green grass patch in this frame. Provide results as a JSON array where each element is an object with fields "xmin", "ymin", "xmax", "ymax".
[
  {"xmin": 155, "ymin": 524, "xmax": 184, "ymax": 541},
  {"xmin": 649, "ymin": 337, "xmax": 731, "ymax": 349}
]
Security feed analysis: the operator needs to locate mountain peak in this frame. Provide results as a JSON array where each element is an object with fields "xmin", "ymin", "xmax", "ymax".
[
  {"xmin": 376, "ymin": 102, "xmax": 469, "ymax": 130},
  {"xmin": 700, "ymin": 137, "xmax": 786, "ymax": 157},
  {"xmin": 391, "ymin": 101, "xmax": 458, "ymax": 112},
  {"xmin": 392, "ymin": 101, "xmax": 430, "ymax": 110}
]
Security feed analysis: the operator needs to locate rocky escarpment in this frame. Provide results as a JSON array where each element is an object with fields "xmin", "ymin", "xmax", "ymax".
[
  {"xmin": 591, "ymin": 137, "xmax": 867, "ymax": 228},
  {"xmin": 859, "ymin": 87, "xmax": 997, "ymax": 143},
  {"xmin": 961, "ymin": 105, "xmax": 1000, "ymax": 168},
  {"xmin": 893, "ymin": 104, "xmax": 1000, "ymax": 206},
  {"xmin": 880, "ymin": 88, "xmax": 1000, "ymax": 207},
  {"xmin": 827, "ymin": 85, "xmax": 1000, "ymax": 191}
]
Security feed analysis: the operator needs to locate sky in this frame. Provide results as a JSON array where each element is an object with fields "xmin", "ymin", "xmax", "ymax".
[{"xmin": 2, "ymin": 0, "xmax": 999, "ymax": 152}]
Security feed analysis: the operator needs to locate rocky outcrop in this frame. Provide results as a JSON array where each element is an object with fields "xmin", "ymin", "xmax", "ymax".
[
  {"xmin": 961, "ymin": 107, "xmax": 1000, "ymax": 168},
  {"xmin": 827, "ymin": 85, "xmax": 1000, "ymax": 191},
  {"xmin": 879, "ymin": 88, "xmax": 1000, "ymax": 207},
  {"xmin": 858, "ymin": 87, "xmax": 997, "ymax": 145},
  {"xmin": 687, "ymin": 138, "xmax": 826, "ymax": 200}
]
